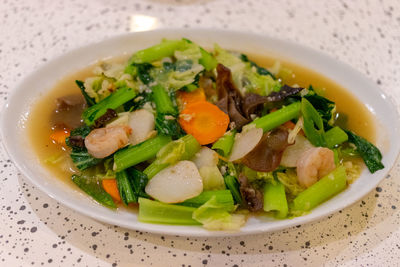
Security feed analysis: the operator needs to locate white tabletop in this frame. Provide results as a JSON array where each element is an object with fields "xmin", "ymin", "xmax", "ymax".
[{"xmin": 1, "ymin": 0, "xmax": 399, "ymax": 266}]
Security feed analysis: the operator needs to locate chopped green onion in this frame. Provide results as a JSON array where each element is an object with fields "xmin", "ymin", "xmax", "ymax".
[{"xmin": 301, "ymin": 98, "xmax": 326, "ymax": 146}]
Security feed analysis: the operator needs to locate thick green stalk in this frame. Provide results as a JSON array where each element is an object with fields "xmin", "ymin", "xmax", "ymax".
[
  {"xmin": 212, "ymin": 130, "xmax": 236, "ymax": 157},
  {"xmin": 199, "ymin": 47, "xmax": 217, "ymax": 71},
  {"xmin": 129, "ymin": 39, "xmax": 186, "ymax": 64},
  {"xmin": 324, "ymin": 126, "xmax": 348, "ymax": 148},
  {"xmin": 180, "ymin": 190, "xmax": 235, "ymax": 211},
  {"xmin": 113, "ymin": 135, "xmax": 172, "ymax": 172},
  {"xmin": 143, "ymin": 162, "xmax": 169, "ymax": 179},
  {"xmin": 138, "ymin": 198, "xmax": 200, "ymax": 225},
  {"xmin": 263, "ymin": 180, "xmax": 288, "ymax": 219},
  {"xmin": 152, "ymin": 84, "xmax": 177, "ymax": 115},
  {"xmin": 292, "ymin": 166, "xmax": 347, "ymax": 211},
  {"xmin": 82, "ymin": 87, "xmax": 136, "ymax": 126},
  {"xmin": 249, "ymin": 101, "xmax": 301, "ymax": 132}
]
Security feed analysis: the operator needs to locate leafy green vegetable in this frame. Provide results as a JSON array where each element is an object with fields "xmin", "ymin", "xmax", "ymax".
[
  {"xmin": 133, "ymin": 63, "xmax": 154, "ymax": 85},
  {"xmin": 75, "ymin": 80, "xmax": 96, "ymax": 106},
  {"xmin": 123, "ymin": 91, "xmax": 153, "ymax": 111},
  {"xmin": 65, "ymin": 125, "xmax": 102, "ymax": 170},
  {"xmin": 70, "ymin": 150, "xmax": 103, "ymax": 171},
  {"xmin": 346, "ymin": 131, "xmax": 384, "ymax": 173},
  {"xmin": 155, "ymin": 113, "xmax": 184, "ymax": 139},
  {"xmin": 116, "ymin": 170, "xmax": 137, "ymax": 204},
  {"xmin": 304, "ymin": 86, "xmax": 336, "ymax": 128},
  {"xmin": 214, "ymin": 44, "xmax": 281, "ymax": 95},
  {"xmin": 82, "ymin": 86, "xmax": 136, "ymax": 126},
  {"xmin": 72, "ymin": 174, "xmax": 116, "ymax": 209},
  {"xmin": 199, "ymin": 47, "xmax": 218, "ymax": 71},
  {"xmin": 199, "ymin": 166, "xmax": 226, "ymax": 190},
  {"xmin": 127, "ymin": 168, "xmax": 149, "ymax": 199},
  {"xmin": 240, "ymin": 54, "xmax": 275, "ymax": 78},
  {"xmin": 223, "ymin": 175, "xmax": 243, "ymax": 205},
  {"xmin": 143, "ymin": 134, "xmax": 200, "ymax": 178},
  {"xmin": 192, "ymin": 196, "xmax": 245, "ymax": 230},
  {"xmin": 275, "ymin": 169, "xmax": 305, "ymax": 198}
]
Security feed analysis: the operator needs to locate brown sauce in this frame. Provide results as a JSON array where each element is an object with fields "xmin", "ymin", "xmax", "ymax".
[{"xmin": 27, "ymin": 55, "xmax": 377, "ymax": 187}]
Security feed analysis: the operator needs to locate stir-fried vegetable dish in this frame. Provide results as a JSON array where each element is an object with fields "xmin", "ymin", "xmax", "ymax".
[{"xmin": 45, "ymin": 39, "xmax": 384, "ymax": 230}]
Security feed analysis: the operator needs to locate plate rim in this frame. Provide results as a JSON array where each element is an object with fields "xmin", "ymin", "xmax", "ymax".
[{"xmin": 1, "ymin": 28, "xmax": 399, "ymax": 237}]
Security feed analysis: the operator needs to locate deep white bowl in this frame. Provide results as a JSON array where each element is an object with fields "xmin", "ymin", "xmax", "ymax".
[{"xmin": 1, "ymin": 29, "xmax": 399, "ymax": 236}]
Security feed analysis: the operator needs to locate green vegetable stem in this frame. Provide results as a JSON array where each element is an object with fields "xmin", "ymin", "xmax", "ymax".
[
  {"xmin": 82, "ymin": 87, "xmax": 136, "ymax": 126},
  {"xmin": 129, "ymin": 39, "xmax": 186, "ymax": 64},
  {"xmin": 143, "ymin": 134, "xmax": 201, "ymax": 178},
  {"xmin": 212, "ymin": 130, "xmax": 236, "ymax": 157},
  {"xmin": 138, "ymin": 198, "xmax": 200, "ymax": 225},
  {"xmin": 249, "ymin": 101, "xmax": 301, "ymax": 132},
  {"xmin": 113, "ymin": 135, "xmax": 172, "ymax": 172},
  {"xmin": 292, "ymin": 166, "xmax": 347, "ymax": 212},
  {"xmin": 180, "ymin": 190, "xmax": 235, "ymax": 210},
  {"xmin": 263, "ymin": 180, "xmax": 288, "ymax": 219},
  {"xmin": 116, "ymin": 170, "xmax": 137, "ymax": 204}
]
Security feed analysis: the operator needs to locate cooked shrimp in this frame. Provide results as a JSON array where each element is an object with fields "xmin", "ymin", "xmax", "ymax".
[
  {"xmin": 85, "ymin": 125, "xmax": 132, "ymax": 158},
  {"xmin": 296, "ymin": 147, "xmax": 336, "ymax": 188}
]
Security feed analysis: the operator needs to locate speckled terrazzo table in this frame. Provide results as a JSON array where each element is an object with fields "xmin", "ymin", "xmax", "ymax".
[{"xmin": 1, "ymin": 0, "xmax": 399, "ymax": 266}]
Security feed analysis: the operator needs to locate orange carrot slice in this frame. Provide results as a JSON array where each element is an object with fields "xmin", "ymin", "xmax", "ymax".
[
  {"xmin": 177, "ymin": 88, "xmax": 206, "ymax": 109},
  {"xmin": 102, "ymin": 179, "xmax": 121, "ymax": 202},
  {"xmin": 50, "ymin": 129, "xmax": 70, "ymax": 146},
  {"xmin": 179, "ymin": 101, "xmax": 229, "ymax": 145}
]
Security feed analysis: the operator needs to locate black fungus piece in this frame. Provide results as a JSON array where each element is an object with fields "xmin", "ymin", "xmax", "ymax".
[
  {"xmin": 93, "ymin": 109, "xmax": 117, "ymax": 128},
  {"xmin": 67, "ymin": 136, "xmax": 85, "ymax": 148},
  {"xmin": 242, "ymin": 128, "xmax": 289, "ymax": 172},
  {"xmin": 267, "ymin": 85, "xmax": 304, "ymax": 102},
  {"xmin": 215, "ymin": 64, "xmax": 250, "ymax": 129},
  {"xmin": 237, "ymin": 173, "xmax": 263, "ymax": 212}
]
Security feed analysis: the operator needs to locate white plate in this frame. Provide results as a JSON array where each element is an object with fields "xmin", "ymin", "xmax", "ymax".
[{"xmin": 1, "ymin": 29, "xmax": 399, "ymax": 236}]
